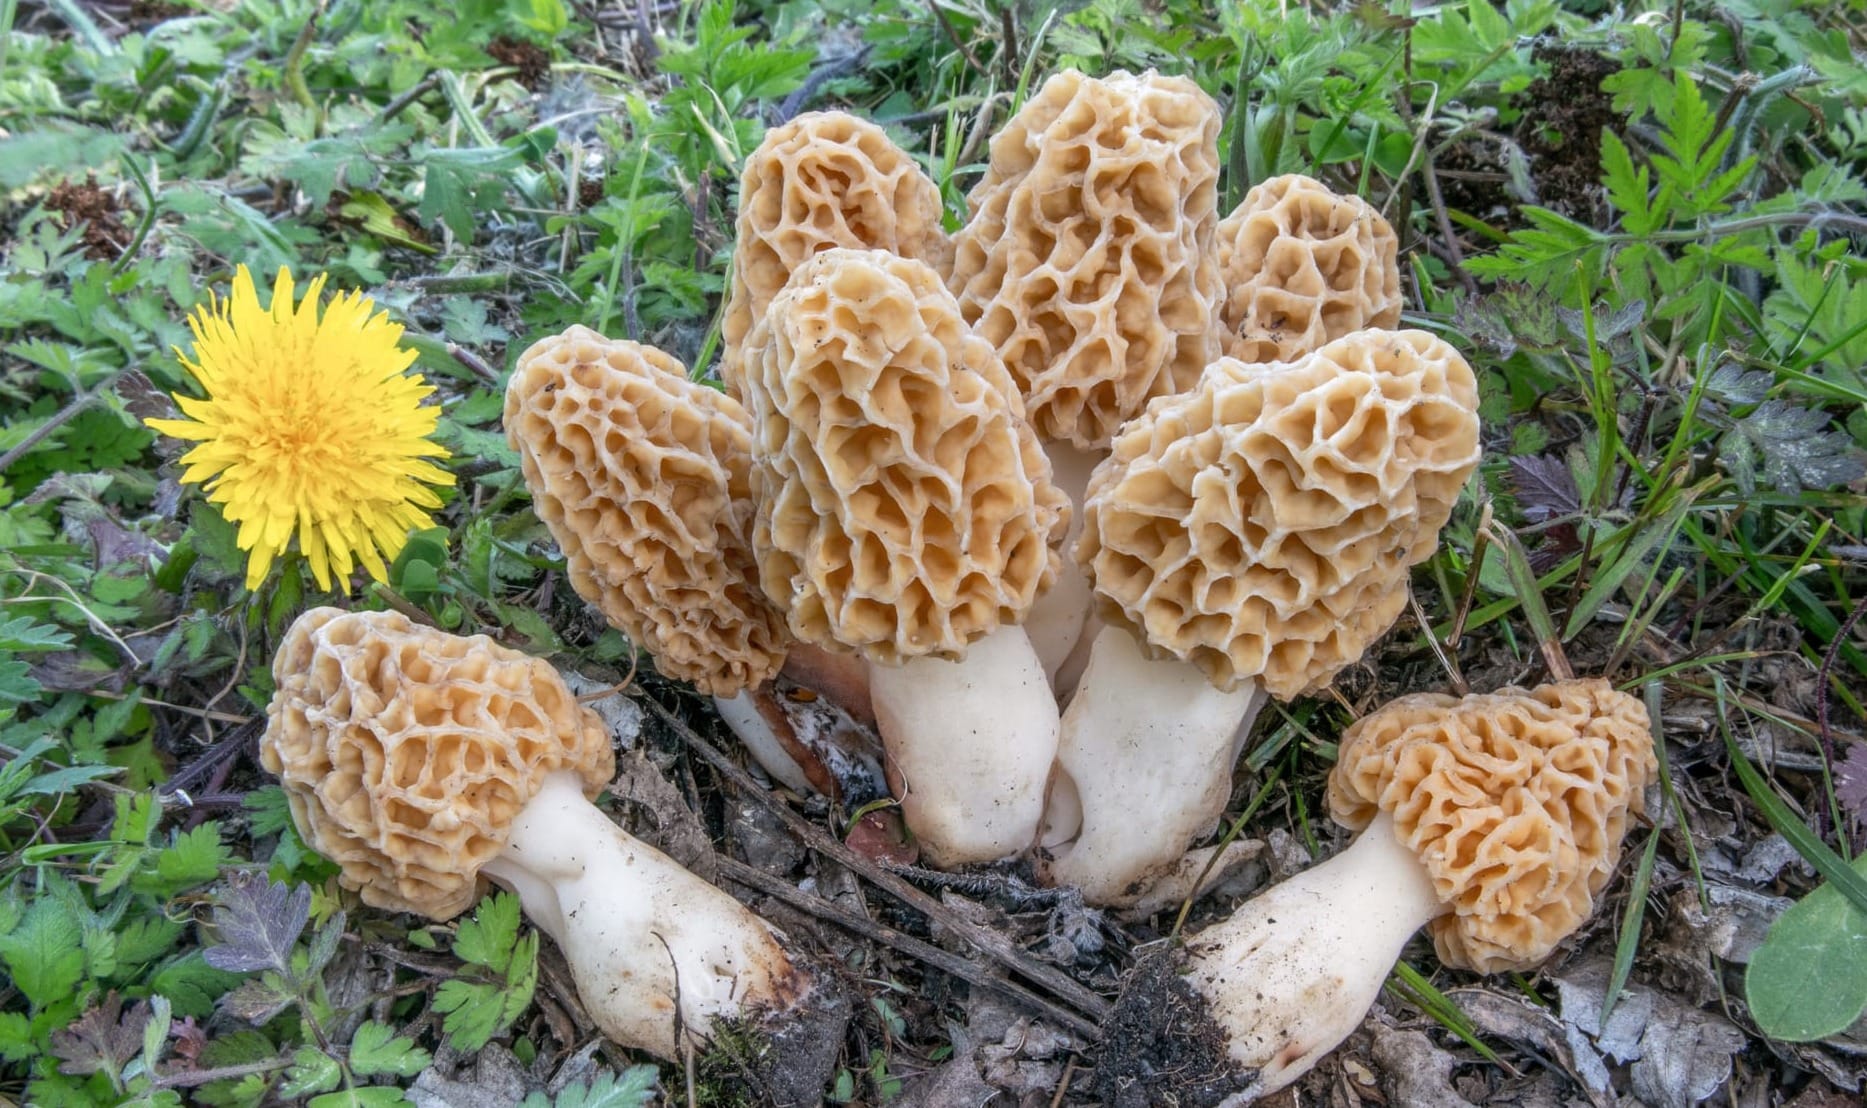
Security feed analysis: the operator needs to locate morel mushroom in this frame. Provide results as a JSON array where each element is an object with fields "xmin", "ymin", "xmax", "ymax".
[
  {"xmin": 504, "ymin": 326, "xmax": 882, "ymax": 802},
  {"xmin": 1216, "ymin": 173, "xmax": 1402, "ymax": 364},
  {"xmin": 742, "ymin": 247, "xmax": 1070, "ymax": 867},
  {"xmin": 1040, "ymin": 329, "xmax": 1482, "ymax": 905},
  {"xmin": 260, "ymin": 608, "xmax": 819, "ymax": 1061},
  {"xmin": 1101, "ymin": 679, "xmax": 1657, "ymax": 1103},
  {"xmin": 948, "ymin": 68, "xmax": 1224, "ymax": 685},
  {"xmin": 720, "ymin": 111, "xmax": 953, "ymax": 397},
  {"xmin": 948, "ymin": 68, "xmax": 1224, "ymax": 452}
]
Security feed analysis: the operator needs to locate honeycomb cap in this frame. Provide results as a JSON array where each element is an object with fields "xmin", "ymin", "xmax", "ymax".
[
  {"xmin": 504, "ymin": 326, "xmax": 790, "ymax": 698},
  {"xmin": 720, "ymin": 112, "xmax": 953, "ymax": 397},
  {"xmin": 1217, "ymin": 174, "xmax": 1403, "ymax": 364},
  {"xmin": 743, "ymin": 248, "xmax": 1067, "ymax": 665},
  {"xmin": 948, "ymin": 69, "xmax": 1224, "ymax": 449},
  {"xmin": 1326, "ymin": 679, "xmax": 1658, "ymax": 972},
  {"xmin": 261, "ymin": 608, "xmax": 616, "ymax": 920},
  {"xmin": 1078, "ymin": 329, "xmax": 1480, "ymax": 698}
]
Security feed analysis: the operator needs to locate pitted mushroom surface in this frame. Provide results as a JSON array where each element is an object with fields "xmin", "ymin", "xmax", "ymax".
[
  {"xmin": 1328, "ymin": 676, "xmax": 1657, "ymax": 971},
  {"xmin": 261, "ymin": 608, "xmax": 825, "ymax": 1063},
  {"xmin": 948, "ymin": 69, "xmax": 1224, "ymax": 450},
  {"xmin": 1217, "ymin": 173, "xmax": 1403, "ymax": 364},
  {"xmin": 1100, "ymin": 678, "xmax": 1657, "ymax": 1104},
  {"xmin": 504, "ymin": 326, "xmax": 789, "ymax": 698},
  {"xmin": 721, "ymin": 111, "xmax": 953, "ymax": 396},
  {"xmin": 745, "ymin": 248, "xmax": 1067, "ymax": 664},
  {"xmin": 742, "ymin": 247, "xmax": 1069, "ymax": 866},
  {"xmin": 1041, "ymin": 328, "xmax": 1483, "ymax": 906}
]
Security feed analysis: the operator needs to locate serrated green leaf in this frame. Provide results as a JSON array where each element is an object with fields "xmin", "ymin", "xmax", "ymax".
[
  {"xmin": 434, "ymin": 979, "xmax": 504, "ymax": 1052},
  {"xmin": 518, "ymin": 1066, "xmax": 660, "ymax": 1108},
  {"xmin": 0, "ymin": 896, "xmax": 86, "ymax": 1009},
  {"xmin": 0, "ymin": 1010, "xmax": 39, "ymax": 1063},
  {"xmin": 280, "ymin": 1047, "xmax": 342, "ymax": 1097},
  {"xmin": 348, "ymin": 1020, "xmax": 430, "ymax": 1078},
  {"xmin": 500, "ymin": 932, "xmax": 539, "ymax": 1028},
  {"xmin": 150, "ymin": 951, "xmax": 246, "ymax": 1016},
  {"xmin": 0, "ymin": 613, "xmax": 75, "ymax": 652},
  {"xmin": 453, "ymin": 892, "xmax": 522, "ymax": 971},
  {"xmin": 135, "ymin": 823, "xmax": 230, "ymax": 896},
  {"xmin": 0, "ymin": 658, "xmax": 45, "ymax": 704}
]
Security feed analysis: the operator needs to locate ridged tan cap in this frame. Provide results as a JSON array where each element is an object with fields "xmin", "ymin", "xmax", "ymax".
[
  {"xmin": 504, "ymin": 327, "xmax": 790, "ymax": 698},
  {"xmin": 261, "ymin": 608, "xmax": 616, "ymax": 920},
  {"xmin": 1217, "ymin": 174, "xmax": 1402, "ymax": 364},
  {"xmin": 720, "ymin": 112, "xmax": 953, "ymax": 397},
  {"xmin": 948, "ymin": 69, "xmax": 1224, "ymax": 449},
  {"xmin": 743, "ymin": 248, "xmax": 1067, "ymax": 665},
  {"xmin": 1327, "ymin": 679, "xmax": 1657, "ymax": 972},
  {"xmin": 1078, "ymin": 329, "xmax": 1480, "ymax": 698}
]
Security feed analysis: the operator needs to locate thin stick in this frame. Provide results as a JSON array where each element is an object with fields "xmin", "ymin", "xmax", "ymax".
[
  {"xmin": 642, "ymin": 697, "xmax": 1112, "ymax": 1025},
  {"xmin": 716, "ymin": 856, "xmax": 1099, "ymax": 1040}
]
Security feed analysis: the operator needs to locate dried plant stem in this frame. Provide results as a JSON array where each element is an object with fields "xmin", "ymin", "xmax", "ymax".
[{"xmin": 642, "ymin": 696, "xmax": 1112, "ymax": 1027}]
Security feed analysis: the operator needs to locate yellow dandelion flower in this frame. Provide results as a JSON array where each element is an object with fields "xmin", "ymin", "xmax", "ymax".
[{"xmin": 147, "ymin": 265, "xmax": 454, "ymax": 593}]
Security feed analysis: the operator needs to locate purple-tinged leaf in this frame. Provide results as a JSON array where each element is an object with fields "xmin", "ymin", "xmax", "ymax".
[
  {"xmin": 202, "ymin": 872, "xmax": 309, "ymax": 974},
  {"xmin": 1510, "ymin": 454, "xmax": 1581, "ymax": 524},
  {"xmin": 49, "ymin": 993, "xmax": 146, "ymax": 1078}
]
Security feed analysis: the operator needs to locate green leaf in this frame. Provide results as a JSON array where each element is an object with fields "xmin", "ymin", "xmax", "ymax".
[
  {"xmin": 0, "ymin": 896, "xmax": 87, "ymax": 1009},
  {"xmin": 348, "ymin": 1021, "xmax": 430, "ymax": 1078},
  {"xmin": 0, "ymin": 614, "xmax": 75, "ymax": 652},
  {"xmin": 309, "ymin": 1089, "xmax": 414, "ymax": 1108},
  {"xmin": 149, "ymin": 952, "xmax": 245, "ymax": 1016},
  {"xmin": 1746, "ymin": 852, "xmax": 1867, "ymax": 1041},
  {"xmin": 433, "ymin": 980, "xmax": 504, "ymax": 1053},
  {"xmin": 518, "ymin": 1067, "xmax": 660, "ymax": 1108},
  {"xmin": 453, "ymin": 892, "xmax": 522, "ymax": 971},
  {"xmin": 0, "ymin": 1010, "xmax": 39, "ymax": 1063},
  {"xmin": 280, "ymin": 1046, "xmax": 343, "ymax": 1098},
  {"xmin": 135, "ymin": 823, "xmax": 231, "ymax": 896}
]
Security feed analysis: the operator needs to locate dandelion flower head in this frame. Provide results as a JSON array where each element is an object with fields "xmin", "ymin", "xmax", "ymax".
[{"xmin": 147, "ymin": 265, "xmax": 454, "ymax": 592}]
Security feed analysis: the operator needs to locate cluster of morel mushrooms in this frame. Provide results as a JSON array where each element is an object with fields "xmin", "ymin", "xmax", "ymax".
[{"xmin": 260, "ymin": 69, "xmax": 1658, "ymax": 1103}]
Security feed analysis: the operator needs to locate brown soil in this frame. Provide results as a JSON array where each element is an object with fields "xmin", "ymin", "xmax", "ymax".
[
  {"xmin": 1435, "ymin": 45, "xmax": 1624, "ymax": 228},
  {"xmin": 488, "ymin": 36, "xmax": 552, "ymax": 90},
  {"xmin": 1517, "ymin": 43, "xmax": 1622, "ymax": 219},
  {"xmin": 1092, "ymin": 949, "xmax": 1254, "ymax": 1107},
  {"xmin": 47, "ymin": 176, "xmax": 131, "ymax": 260}
]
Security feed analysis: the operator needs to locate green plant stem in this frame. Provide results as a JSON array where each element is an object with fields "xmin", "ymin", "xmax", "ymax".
[{"xmin": 283, "ymin": 2, "xmax": 327, "ymax": 113}]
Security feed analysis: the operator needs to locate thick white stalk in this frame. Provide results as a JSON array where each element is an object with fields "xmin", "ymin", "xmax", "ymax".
[
  {"xmin": 1024, "ymin": 441, "xmax": 1103, "ymax": 692},
  {"xmin": 1184, "ymin": 812, "xmax": 1444, "ymax": 1103},
  {"xmin": 867, "ymin": 624, "xmax": 1059, "ymax": 867},
  {"xmin": 1038, "ymin": 625, "xmax": 1264, "ymax": 905},
  {"xmin": 482, "ymin": 771, "xmax": 808, "ymax": 1061}
]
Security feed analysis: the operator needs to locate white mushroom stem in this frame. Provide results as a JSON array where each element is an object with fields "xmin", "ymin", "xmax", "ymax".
[
  {"xmin": 1182, "ymin": 812, "xmax": 1444, "ymax": 1102},
  {"xmin": 1023, "ymin": 441, "xmax": 1103, "ymax": 692},
  {"xmin": 1039, "ymin": 625, "xmax": 1266, "ymax": 905},
  {"xmin": 481, "ymin": 770, "xmax": 808, "ymax": 1061},
  {"xmin": 866, "ymin": 624, "xmax": 1060, "ymax": 867}
]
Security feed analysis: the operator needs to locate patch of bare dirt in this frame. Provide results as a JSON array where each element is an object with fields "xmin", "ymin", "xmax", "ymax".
[
  {"xmin": 1517, "ymin": 43, "xmax": 1622, "ymax": 220},
  {"xmin": 488, "ymin": 36, "xmax": 551, "ymax": 90},
  {"xmin": 47, "ymin": 175, "xmax": 131, "ymax": 259}
]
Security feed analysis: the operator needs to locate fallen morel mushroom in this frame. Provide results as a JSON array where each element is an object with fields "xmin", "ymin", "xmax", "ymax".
[
  {"xmin": 260, "ymin": 607, "xmax": 826, "ymax": 1063},
  {"xmin": 1041, "ymin": 329, "xmax": 1482, "ymax": 905},
  {"xmin": 1099, "ymin": 678, "xmax": 1657, "ymax": 1104},
  {"xmin": 504, "ymin": 326, "xmax": 883, "ymax": 802}
]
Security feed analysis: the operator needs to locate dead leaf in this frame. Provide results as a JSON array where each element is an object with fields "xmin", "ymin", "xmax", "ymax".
[
  {"xmin": 1368, "ymin": 1022, "xmax": 1468, "ymax": 1108},
  {"xmin": 1553, "ymin": 958, "xmax": 1746, "ymax": 1108}
]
